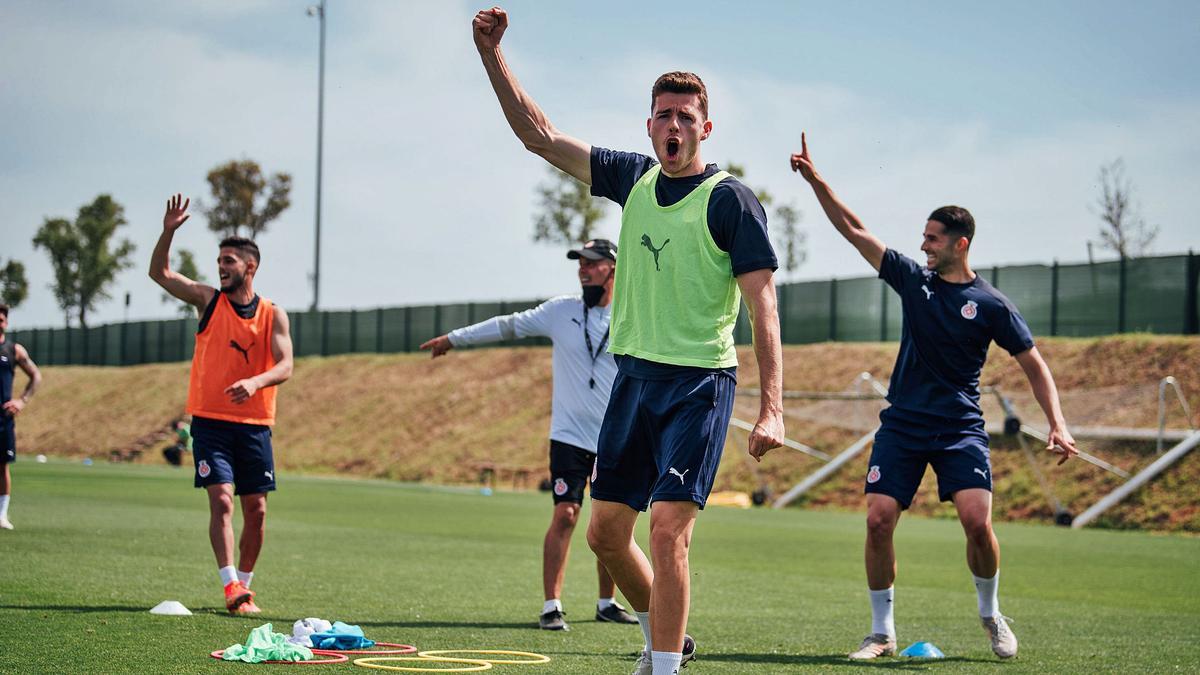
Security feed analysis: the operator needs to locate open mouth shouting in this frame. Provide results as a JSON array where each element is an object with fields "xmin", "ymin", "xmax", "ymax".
[{"xmin": 665, "ymin": 136, "xmax": 681, "ymax": 162}]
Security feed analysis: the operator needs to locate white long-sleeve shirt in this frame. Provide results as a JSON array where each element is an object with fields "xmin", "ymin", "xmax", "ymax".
[{"xmin": 447, "ymin": 295, "xmax": 614, "ymax": 453}]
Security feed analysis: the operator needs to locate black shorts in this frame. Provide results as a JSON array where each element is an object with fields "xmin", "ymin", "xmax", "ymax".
[
  {"xmin": 865, "ymin": 406, "xmax": 992, "ymax": 510},
  {"xmin": 0, "ymin": 421, "xmax": 14, "ymax": 464},
  {"xmin": 549, "ymin": 440, "xmax": 596, "ymax": 505}
]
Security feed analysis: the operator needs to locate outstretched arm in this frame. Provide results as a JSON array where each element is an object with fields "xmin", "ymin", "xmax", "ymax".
[
  {"xmin": 1014, "ymin": 346, "xmax": 1077, "ymax": 465},
  {"xmin": 737, "ymin": 268, "xmax": 785, "ymax": 462},
  {"xmin": 790, "ymin": 133, "xmax": 886, "ymax": 271},
  {"xmin": 421, "ymin": 301, "xmax": 556, "ymax": 359},
  {"xmin": 149, "ymin": 194, "xmax": 216, "ymax": 310},
  {"xmin": 224, "ymin": 306, "xmax": 294, "ymax": 404},
  {"xmin": 1, "ymin": 344, "xmax": 42, "ymax": 418},
  {"xmin": 473, "ymin": 7, "xmax": 592, "ymax": 183}
]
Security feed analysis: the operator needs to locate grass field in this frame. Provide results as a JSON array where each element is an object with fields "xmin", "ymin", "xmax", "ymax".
[{"xmin": 1, "ymin": 461, "xmax": 1196, "ymax": 674}]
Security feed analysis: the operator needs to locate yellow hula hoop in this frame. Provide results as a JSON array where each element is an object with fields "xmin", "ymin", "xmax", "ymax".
[
  {"xmin": 353, "ymin": 656, "xmax": 492, "ymax": 672},
  {"xmin": 417, "ymin": 650, "xmax": 551, "ymax": 665}
]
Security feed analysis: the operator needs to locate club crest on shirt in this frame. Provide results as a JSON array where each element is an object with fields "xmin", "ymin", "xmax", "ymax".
[
  {"xmin": 553, "ymin": 478, "xmax": 568, "ymax": 496},
  {"xmin": 197, "ymin": 459, "xmax": 211, "ymax": 478},
  {"xmin": 961, "ymin": 300, "xmax": 978, "ymax": 320},
  {"xmin": 867, "ymin": 465, "xmax": 882, "ymax": 484}
]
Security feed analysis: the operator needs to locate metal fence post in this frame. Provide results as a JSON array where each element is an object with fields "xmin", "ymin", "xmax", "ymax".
[
  {"xmin": 292, "ymin": 313, "xmax": 302, "ymax": 356},
  {"xmin": 1050, "ymin": 260, "xmax": 1059, "ymax": 337},
  {"xmin": 403, "ymin": 306, "xmax": 412, "ymax": 352},
  {"xmin": 879, "ymin": 280, "xmax": 888, "ymax": 341},
  {"xmin": 829, "ymin": 278, "xmax": 838, "ymax": 342},
  {"xmin": 350, "ymin": 309, "xmax": 358, "ymax": 353},
  {"xmin": 1118, "ymin": 255, "xmax": 1127, "ymax": 333},
  {"xmin": 992, "ymin": 265, "xmax": 1000, "ymax": 288},
  {"xmin": 1185, "ymin": 250, "xmax": 1198, "ymax": 335},
  {"xmin": 375, "ymin": 307, "xmax": 384, "ymax": 353},
  {"xmin": 321, "ymin": 310, "xmax": 330, "ymax": 356}
]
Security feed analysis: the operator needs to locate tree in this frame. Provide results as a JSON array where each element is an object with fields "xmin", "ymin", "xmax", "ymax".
[
  {"xmin": 726, "ymin": 161, "xmax": 806, "ymax": 276},
  {"xmin": 161, "ymin": 249, "xmax": 207, "ymax": 317},
  {"xmin": 1094, "ymin": 158, "xmax": 1158, "ymax": 258},
  {"xmin": 532, "ymin": 166, "xmax": 606, "ymax": 245},
  {"xmin": 32, "ymin": 195, "xmax": 137, "ymax": 328},
  {"xmin": 0, "ymin": 259, "xmax": 29, "ymax": 308},
  {"xmin": 202, "ymin": 159, "xmax": 292, "ymax": 239}
]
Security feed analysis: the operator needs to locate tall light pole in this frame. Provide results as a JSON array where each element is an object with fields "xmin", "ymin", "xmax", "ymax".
[{"xmin": 307, "ymin": 0, "xmax": 326, "ymax": 311}]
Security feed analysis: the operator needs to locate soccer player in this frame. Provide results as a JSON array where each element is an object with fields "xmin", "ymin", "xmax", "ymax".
[
  {"xmin": 421, "ymin": 239, "xmax": 639, "ymax": 632},
  {"xmin": 789, "ymin": 134, "xmax": 1078, "ymax": 660},
  {"xmin": 0, "ymin": 303, "xmax": 43, "ymax": 531},
  {"xmin": 149, "ymin": 194, "xmax": 294, "ymax": 615},
  {"xmin": 473, "ymin": 9, "xmax": 786, "ymax": 674}
]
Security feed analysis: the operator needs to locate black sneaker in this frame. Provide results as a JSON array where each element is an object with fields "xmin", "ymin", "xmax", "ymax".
[
  {"xmin": 539, "ymin": 609, "xmax": 569, "ymax": 631},
  {"xmin": 595, "ymin": 601, "xmax": 639, "ymax": 624}
]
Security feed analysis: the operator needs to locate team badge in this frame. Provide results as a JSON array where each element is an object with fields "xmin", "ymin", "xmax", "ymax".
[
  {"xmin": 867, "ymin": 465, "xmax": 882, "ymax": 483},
  {"xmin": 960, "ymin": 300, "xmax": 978, "ymax": 320},
  {"xmin": 198, "ymin": 460, "xmax": 211, "ymax": 478},
  {"xmin": 553, "ymin": 478, "xmax": 568, "ymax": 496}
]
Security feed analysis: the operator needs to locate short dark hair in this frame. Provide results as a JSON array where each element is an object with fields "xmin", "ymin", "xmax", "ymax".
[
  {"xmin": 0, "ymin": 303, "xmax": 8, "ymax": 317},
  {"xmin": 219, "ymin": 236, "xmax": 261, "ymax": 264},
  {"xmin": 651, "ymin": 71, "xmax": 708, "ymax": 119},
  {"xmin": 928, "ymin": 205, "xmax": 975, "ymax": 244}
]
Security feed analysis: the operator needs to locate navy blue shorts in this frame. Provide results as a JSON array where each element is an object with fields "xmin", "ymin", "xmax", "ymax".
[
  {"xmin": 592, "ymin": 369, "xmax": 735, "ymax": 511},
  {"xmin": 865, "ymin": 406, "xmax": 992, "ymax": 510},
  {"xmin": 0, "ymin": 421, "xmax": 14, "ymax": 464},
  {"xmin": 191, "ymin": 416, "xmax": 276, "ymax": 495}
]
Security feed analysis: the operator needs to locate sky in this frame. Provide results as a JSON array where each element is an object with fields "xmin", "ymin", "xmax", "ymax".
[{"xmin": 3, "ymin": 0, "xmax": 1198, "ymax": 329}]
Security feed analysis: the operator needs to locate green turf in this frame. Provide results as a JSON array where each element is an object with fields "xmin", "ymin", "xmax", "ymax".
[{"xmin": 1, "ymin": 461, "xmax": 1195, "ymax": 673}]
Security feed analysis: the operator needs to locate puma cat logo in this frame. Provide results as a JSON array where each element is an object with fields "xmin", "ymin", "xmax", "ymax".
[
  {"xmin": 921, "ymin": 284, "xmax": 933, "ymax": 300},
  {"xmin": 974, "ymin": 467, "xmax": 989, "ymax": 479},
  {"xmin": 668, "ymin": 467, "xmax": 689, "ymax": 485},
  {"xmin": 229, "ymin": 339, "xmax": 254, "ymax": 364},
  {"xmin": 641, "ymin": 234, "xmax": 670, "ymax": 271}
]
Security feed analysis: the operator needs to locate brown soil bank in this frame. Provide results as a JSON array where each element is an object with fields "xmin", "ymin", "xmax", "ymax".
[{"xmin": 15, "ymin": 335, "xmax": 1200, "ymax": 532}]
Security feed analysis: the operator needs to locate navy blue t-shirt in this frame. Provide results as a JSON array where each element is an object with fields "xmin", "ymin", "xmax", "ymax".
[
  {"xmin": 591, "ymin": 147, "xmax": 776, "ymax": 379},
  {"xmin": 880, "ymin": 249, "xmax": 1034, "ymax": 424},
  {"xmin": 0, "ymin": 340, "xmax": 15, "ymax": 427}
]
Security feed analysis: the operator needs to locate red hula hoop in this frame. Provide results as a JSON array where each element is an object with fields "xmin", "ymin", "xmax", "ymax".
[
  {"xmin": 310, "ymin": 642, "xmax": 418, "ymax": 656},
  {"xmin": 210, "ymin": 649, "xmax": 349, "ymax": 664}
]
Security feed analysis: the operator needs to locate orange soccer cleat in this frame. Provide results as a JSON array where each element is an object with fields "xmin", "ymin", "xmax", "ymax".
[{"xmin": 223, "ymin": 580, "xmax": 255, "ymax": 612}]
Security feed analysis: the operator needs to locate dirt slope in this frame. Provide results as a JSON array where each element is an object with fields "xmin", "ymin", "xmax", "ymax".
[{"xmin": 13, "ymin": 336, "xmax": 1200, "ymax": 531}]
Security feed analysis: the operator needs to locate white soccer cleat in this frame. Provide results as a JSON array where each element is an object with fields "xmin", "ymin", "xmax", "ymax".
[
  {"xmin": 0, "ymin": 517, "xmax": 13, "ymax": 530},
  {"xmin": 630, "ymin": 651, "xmax": 653, "ymax": 675},
  {"xmin": 981, "ymin": 614, "xmax": 1018, "ymax": 658},
  {"xmin": 848, "ymin": 633, "xmax": 896, "ymax": 660}
]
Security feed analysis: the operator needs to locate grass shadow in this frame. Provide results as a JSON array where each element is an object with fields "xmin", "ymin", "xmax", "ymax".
[
  {"xmin": 0, "ymin": 603, "xmax": 150, "ymax": 614},
  {"xmin": 701, "ymin": 652, "xmax": 998, "ymax": 669}
]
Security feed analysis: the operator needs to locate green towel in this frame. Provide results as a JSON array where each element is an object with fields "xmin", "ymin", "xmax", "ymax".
[{"xmin": 223, "ymin": 623, "xmax": 314, "ymax": 663}]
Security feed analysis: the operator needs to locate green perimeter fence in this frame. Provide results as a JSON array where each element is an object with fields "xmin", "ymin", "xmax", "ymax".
[{"xmin": 10, "ymin": 253, "xmax": 1199, "ymax": 367}]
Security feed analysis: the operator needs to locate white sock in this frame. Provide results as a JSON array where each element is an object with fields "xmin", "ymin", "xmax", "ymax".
[
  {"xmin": 237, "ymin": 570, "xmax": 254, "ymax": 588},
  {"xmin": 651, "ymin": 651, "xmax": 682, "ymax": 675},
  {"xmin": 0, "ymin": 494, "xmax": 9, "ymax": 519},
  {"xmin": 869, "ymin": 587, "xmax": 895, "ymax": 638},
  {"xmin": 597, "ymin": 597, "xmax": 616, "ymax": 611},
  {"xmin": 974, "ymin": 571, "xmax": 1000, "ymax": 618},
  {"xmin": 636, "ymin": 610, "xmax": 652, "ymax": 651},
  {"xmin": 542, "ymin": 599, "xmax": 562, "ymax": 615},
  {"xmin": 218, "ymin": 566, "xmax": 238, "ymax": 586}
]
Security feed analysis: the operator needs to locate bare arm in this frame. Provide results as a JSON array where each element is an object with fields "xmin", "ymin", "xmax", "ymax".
[
  {"xmin": 790, "ymin": 133, "xmax": 887, "ymax": 271},
  {"xmin": 224, "ymin": 306, "xmax": 294, "ymax": 404},
  {"xmin": 1014, "ymin": 346, "xmax": 1077, "ymax": 465},
  {"xmin": 473, "ymin": 7, "xmax": 592, "ymax": 183},
  {"xmin": 1, "ymin": 344, "xmax": 42, "ymax": 417},
  {"xmin": 737, "ymin": 268, "xmax": 785, "ymax": 462},
  {"xmin": 148, "ymin": 194, "xmax": 216, "ymax": 310}
]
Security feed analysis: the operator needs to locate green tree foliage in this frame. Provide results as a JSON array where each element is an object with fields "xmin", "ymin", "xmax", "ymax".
[
  {"xmin": 726, "ymin": 161, "xmax": 806, "ymax": 276},
  {"xmin": 1094, "ymin": 158, "xmax": 1158, "ymax": 258},
  {"xmin": 0, "ymin": 259, "xmax": 29, "ymax": 308},
  {"xmin": 32, "ymin": 195, "xmax": 137, "ymax": 328},
  {"xmin": 202, "ymin": 159, "xmax": 292, "ymax": 239},
  {"xmin": 533, "ymin": 167, "xmax": 606, "ymax": 245},
  {"xmin": 160, "ymin": 249, "xmax": 207, "ymax": 317}
]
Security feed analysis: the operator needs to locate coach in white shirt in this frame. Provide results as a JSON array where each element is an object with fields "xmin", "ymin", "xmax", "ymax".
[{"xmin": 421, "ymin": 238, "xmax": 637, "ymax": 632}]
